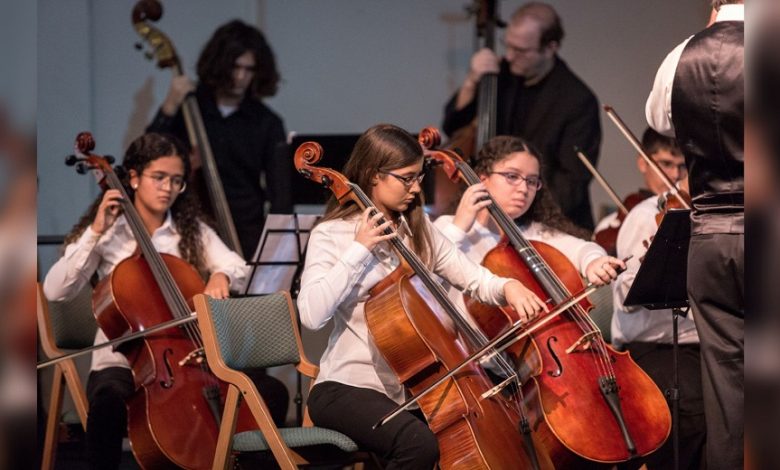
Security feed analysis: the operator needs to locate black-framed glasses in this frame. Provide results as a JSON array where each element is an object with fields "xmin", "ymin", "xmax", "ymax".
[
  {"xmin": 142, "ymin": 172, "xmax": 187, "ymax": 193},
  {"xmin": 489, "ymin": 171, "xmax": 542, "ymax": 190},
  {"xmin": 379, "ymin": 170, "xmax": 425, "ymax": 188},
  {"xmin": 500, "ymin": 38, "xmax": 542, "ymax": 56}
]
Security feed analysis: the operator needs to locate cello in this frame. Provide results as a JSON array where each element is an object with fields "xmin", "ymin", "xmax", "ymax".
[
  {"xmin": 132, "ymin": 0, "xmax": 244, "ymax": 257},
  {"xmin": 69, "ymin": 132, "xmax": 256, "ymax": 469},
  {"xmin": 294, "ymin": 140, "xmax": 553, "ymax": 469},
  {"xmin": 421, "ymin": 127, "xmax": 671, "ymax": 464}
]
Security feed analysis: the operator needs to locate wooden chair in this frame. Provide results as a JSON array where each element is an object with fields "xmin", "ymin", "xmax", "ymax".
[
  {"xmin": 194, "ymin": 292, "xmax": 369, "ymax": 470},
  {"xmin": 36, "ymin": 283, "xmax": 96, "ymax": 470}
]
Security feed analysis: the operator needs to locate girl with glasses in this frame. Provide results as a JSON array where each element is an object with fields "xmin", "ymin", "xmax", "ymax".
[
  {"xmin": 297, "ymin": 124, "xmax": 548, "ymax": 469},
  {"xmin": 42, "ymin": 132, "xmax": 288, "ymax": 469},
  {"xmin": 434, "ymin": 135, "xmax": 624, "ymax": 327}
]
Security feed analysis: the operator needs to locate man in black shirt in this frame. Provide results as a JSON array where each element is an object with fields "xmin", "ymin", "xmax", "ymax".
[
  {"xmin": 443, "ymin": 2, "xmax": 601, "ymax": 231},
  {"xmin": 148, "ymin": 20, "xmax": 292, "ymax": 258}
]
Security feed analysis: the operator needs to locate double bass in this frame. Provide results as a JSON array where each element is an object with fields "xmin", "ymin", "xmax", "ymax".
[
  {"xmin": 436, "ymin": 0, "xmax": 503, "ymax": 216},
  {"xmin": 132, "ymin": 0, "xmax": 244, "ymax": 257},
  {"xmin": 422, "ymin": 127, "xmax": 671, "ymax": 465},
  {"xmin": 69, "ymin": 133, "xmax": 256, "ymax": 469},
  {"xmin": 294, "ymin": 140, "xmax": 552, "ymax": 469}
]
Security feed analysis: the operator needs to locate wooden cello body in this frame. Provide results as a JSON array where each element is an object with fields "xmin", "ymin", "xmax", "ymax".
[
  {"xmin": 423, "ymin": 128, "xmax": 671, "ymax": 464},
  {"xmin": 467, "ymin": 239, "xmax": 671, "ymax": 463},
  {"xmin": 295, "ymin": 140, "xmax": 552, "ymax": 469},
  {"xmin": 93, "ymin": 254, "xmax": 219, "ymax": 469},
  {"xmin": 72, "ymin": 133, "xmax": 256, "ymax": 469}
]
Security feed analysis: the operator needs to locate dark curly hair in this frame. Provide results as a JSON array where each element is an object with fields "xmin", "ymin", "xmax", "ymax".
[
  {"xmin": 473, "ymin": 135, "xmax": 590, "ymax": 239},
  {"xmin": 196, "ymin": 20, "xmax": 280, "ymax": 98},
  {"xmin": 320, "ymin": 124, "xmax": 434, "ymax": 267},
  {"xmin": 63, "ymin": 133, "xmax": 208, "ymax": 275}
]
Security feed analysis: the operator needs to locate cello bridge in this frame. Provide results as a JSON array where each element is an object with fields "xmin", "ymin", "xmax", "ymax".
[
  {"xmin": 480, "ymin": 375, "xmax": 517, "ymax": 400},
  {"xmin": 178, "ymin": 347, "xmax": 206, "ymax": 366},
  {"xmin": 565, "ymin": 331, "xmax": 600, "ymax": 354}
]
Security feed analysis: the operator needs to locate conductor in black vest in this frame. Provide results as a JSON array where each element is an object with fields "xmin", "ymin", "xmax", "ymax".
[{"xmin": 646, "ymin": 2, "xmax": 744, "ymax": 469}]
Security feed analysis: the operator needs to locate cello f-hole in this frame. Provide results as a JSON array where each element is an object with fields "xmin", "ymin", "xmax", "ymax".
[
  {"xmin": 160, "ymin": 348, "xmax": 175, "ymax": 389},
  {"xmin": 546, "ymin": 337, "xmax": 563, "ymax": 377}
]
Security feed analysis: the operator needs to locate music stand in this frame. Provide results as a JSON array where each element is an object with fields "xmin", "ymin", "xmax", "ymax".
[
  {"xmin": 624, "ymin": 209, "xmax": 691, "ymax": 470},
  {"xmin": 243, "ymin": 213, "xmax": 320, "ymax": 424}
]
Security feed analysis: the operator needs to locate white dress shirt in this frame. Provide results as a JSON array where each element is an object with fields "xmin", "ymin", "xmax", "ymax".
[
  {"xmin": 297, "ymin": 214, "xmax": 511, "ymax": 404},
  {"xmin": 433, "ymin": 216, "xmax": 607, "ymax": 331},
  {"xmin": 645, "ymin": 4, "xmax": 745, "ymax": 136},
  {"xmin": 610, "ymin": 196, "xmax": 699, "ymax": 348},
  {"xmin": 43, "ymin": 213, "xmax": 249, "ymax": 371}
]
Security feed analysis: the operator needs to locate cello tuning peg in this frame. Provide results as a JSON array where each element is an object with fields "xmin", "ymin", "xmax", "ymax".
[
  {"xmin": 75, "ymin": 162, "xmax": 88, "ymax": 175},
  {"xmin": 105, "ymin": 155, "xmax": 115, "ymax": 164},
  {"xmin": 65, "ymin": 154, "xmax": 79, "ymax": 166},
  {"xmin": 134, "ymin": 42, "xmax": 143, "ymax": 50},
  {"xmin": 144, "ymin": 51, "xmax": 154, "ymax": 60}
]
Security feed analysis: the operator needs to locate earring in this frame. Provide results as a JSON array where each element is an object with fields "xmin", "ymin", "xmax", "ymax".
[{"xmin": 132, "ymin": 183, "xmax": 138, "ymax": 189}]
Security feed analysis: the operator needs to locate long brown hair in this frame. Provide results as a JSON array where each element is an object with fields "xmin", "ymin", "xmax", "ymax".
[
  {"xmin": 320, "ymin": 124, "xmax": 434, "ymax": 266},
  {"xmin": 474, "ymin": 135, "xmax": 590, "ymax": 239},
  {"xmin": 63, "ymin": 133, "xmax": 208, "ymax": 274}
]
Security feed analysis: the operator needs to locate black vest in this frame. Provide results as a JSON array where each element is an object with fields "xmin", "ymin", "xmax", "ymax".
[{"xmin": 671, "ymin": 21, "xmax": 744, "ymax": 234}]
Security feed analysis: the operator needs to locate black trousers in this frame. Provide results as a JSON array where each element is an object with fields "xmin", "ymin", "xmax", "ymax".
[
  {"xmin": 85, "ymin": 366, "xmax": 289, "ymax": 470},
  {"xmin": 622, "ymin": 342, "xmax": 706, "ymax": 469},
  {"xmin": 687, "ymin": 232, "xmax": 744, "ymax": 470},
  {"xmin": 307, "ymin": 381, "xmax": 439, "ymax": 470}
]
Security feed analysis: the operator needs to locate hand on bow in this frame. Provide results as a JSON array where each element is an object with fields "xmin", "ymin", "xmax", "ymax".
[{"xmin": 585, "ymin": 256, "xmax": 626, "ymax": 286}]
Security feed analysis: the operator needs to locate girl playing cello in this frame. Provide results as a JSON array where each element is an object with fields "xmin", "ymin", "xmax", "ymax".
[
  {"xmin": 297, "ymin": 124, "xmax": 547, "ymax": 469},
  {"xmin": 434, "ymin": 135, "xmax": 625, "ymax": 313},
  {"xmin": 42, "ymin": 133, "xmax": 287, "ymax": 469}
]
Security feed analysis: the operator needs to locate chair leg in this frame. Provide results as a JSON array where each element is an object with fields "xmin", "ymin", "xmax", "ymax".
[
  {"xmin": 237, "ymin": 377, "xmax": 299, "ymax": 470},
  {"xmin": 61, "ymin": 360, "xmax": 89, "ymax": 430},
  {"xmin": 212, "ymin": 384, "xmax": 241, "ymax": 470},
  {"xmin": 41, "ymin": 366, "xmax": 65, "ymax": 470}
]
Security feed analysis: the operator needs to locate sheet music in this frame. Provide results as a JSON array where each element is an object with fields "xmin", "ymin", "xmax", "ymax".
[{"xmin": 246, "ymin": 214, "xmax": 320, "ymax": 295}]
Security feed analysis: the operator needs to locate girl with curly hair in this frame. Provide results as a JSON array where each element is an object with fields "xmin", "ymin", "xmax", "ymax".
[
  {"xmin": 434, "ymin": 135, "xmax": 624, "ymax": 327},
  {"xmin": 43, "ymin": 132, "xmax": 252, "ymax": 469}
]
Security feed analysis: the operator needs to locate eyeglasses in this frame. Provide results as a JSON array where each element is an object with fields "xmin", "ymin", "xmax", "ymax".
[
  {"xmin": 380, "ymin": 170, "xmax": 425, "ymax": 188},
  {"xmin": 142, "ymin": 172, "xmax": 187, "ymax": 192},
  {"xmin": 500, "ymin": 39, "xmax": 542, "ymax": 56},
  {"xmin": 490, "ymin": 171, "xmax": 542, "ymax": 190}
]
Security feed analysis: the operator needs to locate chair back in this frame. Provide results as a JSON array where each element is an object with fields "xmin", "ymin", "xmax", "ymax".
[
  {"xmin": 204, "ymin": 293, "xmax": 301, "ymax": 370},
  {"xmin": 588, "ymin": 284, "xmax": 614, "ymax": 344},
  {"xmin": 37, "ymin": 282, "xmax": 95, "ymax": 470},
  {"xmin": 37, "ymin": 283, "xmax": 97, "ymax": 356}
]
